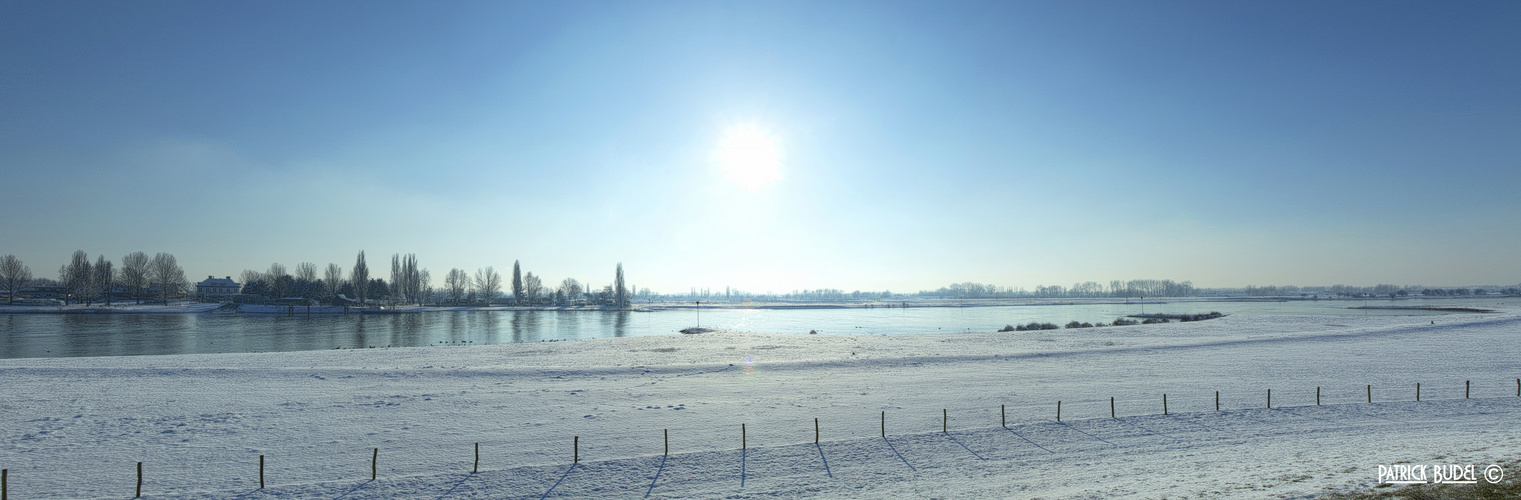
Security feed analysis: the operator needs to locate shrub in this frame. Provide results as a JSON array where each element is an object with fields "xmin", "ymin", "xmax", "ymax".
[
  {"xmin": 999, "ymin": 324, "xmax": 1016, "ymax": 332},
  {"xmin": 1112, "ymin": 318, "xmax": 1139, "ymax": 326},
  {"xmin": 1141, "ymin": 318, "xmax": 1170, "ymax": 324},
  {"xmin": 1065, "ymin": 321, "xmax": 1082, "ymax": 329}
]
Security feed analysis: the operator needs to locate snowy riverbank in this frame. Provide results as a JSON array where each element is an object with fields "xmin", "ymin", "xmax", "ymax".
[{"xmin": 1, "ymin": 311, "xmax": 1518, "ymax": 498}]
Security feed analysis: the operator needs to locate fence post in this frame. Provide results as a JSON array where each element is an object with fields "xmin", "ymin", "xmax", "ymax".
[
  {"xmin": 137, "ymin": 462, "xmax": 143, "ymax": 498},
  {"xmin": 942, "ymin": 409, "xmax": 947, "ymax": 433},
  {"xmin": 1001, "ymin": 405, "xmax": 1006, "ymax": 428},
  {"xmin": 1416, "ymin": 383, "xmax": 1420, "ymax": 402},
  {"xmin": 473, "ymin": 443, "xmax": 479, "ymax": 473},
  {"xmin": 742, "ymin": 424, "xmax": 746, "ymax": 450},
  {"xmin": 815, "ymin": 418, "xmax": 820, "ymax": 444},
  {"xmin": 259, "ymin": 455, "xmax": 265, "ymax": 489},
  {"xmin": 1056, "ymin": 401, "xmax": 1061, "ymax": 422},
  {"xmin": 1466, "ymin": 380, "xmax": 1470, "ymax": 399},
  {"xmin": 1111, "ymin": 397, "xmax": 1116, "ymax": 418},
  {"xmin": 881, "ymin": 411, "xmax": 885, "ymax": 437},
  {"xmin": 1368, "ymin": 384, "xmax": 1372, "ymax": 403},
  {"xmin": 1316, "ymin": 387, "xmax": 1321, "ymax": 406},
  {"xmin": 574, "ymin": 436, "xmax": 579, "ymax": 464},
  {"xmin": 1215, "ymin": 391, "xmax": 1219, "ymax": 411},
  {"xmin": 664, "ymin": 429, "xmax": 669, "ymax": 456},
  {"xmin": 1267, "ymin": 389, "xmax": 1271, "ymax": 409},
  {"xmin": 371, "ymin": 448, "xmax": 377, "ymax": 480},
  {"xmin": 3, "ymin": 468, "xmax": 8, "ymax": 500}
]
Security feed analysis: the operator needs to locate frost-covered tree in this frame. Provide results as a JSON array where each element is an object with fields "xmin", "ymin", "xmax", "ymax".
[
  {"xmin": 475, "ymin": 266, "xmax": 502, "ymax": 305},
  {"xmin": 120, "ymin": 252, "xmax": 150, "ymax": 304},
  {"xmin": 149, "ymin": 252, "xmax": 185, "ymax": 304},
  {"xmin": 0, "ymin": 254, "xmax": 33, "ymax": 305},
  {"xmin": 391, "ymin": 253, "xmax": 420, "ymax": 305},
  {"xmin": 511, "ymin": 260, "xmax": 524, "ymax": 305},
  {"xmin": 61, "ymin": 250, "xmax": 91, "ymax": 305},
  {"xmin": 558, "ymin": 278, "xmax": 582, "ymax": 301},
  {"xmin": 444, "ymin": 268, "xmax": 469, "ymax": 305},
  {"xmin": 523, "ymin": 272, "xmax": 542, "ymax": 305},
  {"xmin": 352, "ymin": 251, "xmax": 370, "ymax": 305},
  {"xmin": 418, "ymin": 268, "xmax": 432, "ymax": 305},
  {"xmin": 295, "ymin": 262, "xmax": 317, "ymax": 282},
  {"xmin": 93, "ymin": 255, "xmax": 114, "ymax": 306},
  {"xmin": 323, "ymin": 263, "xmax": 344, "ymax": 302},
  {"xmin": 614, "ymin": 262, "xmax": 628, "ymax": 309}
]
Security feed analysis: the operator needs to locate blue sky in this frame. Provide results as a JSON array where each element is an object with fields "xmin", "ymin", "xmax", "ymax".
[{"xmin": 2, "ymin": 0, "xmax": 1518, "ymax": 293}]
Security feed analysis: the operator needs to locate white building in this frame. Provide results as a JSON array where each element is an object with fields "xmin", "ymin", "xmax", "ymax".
[{"xmin": 196, "ymin": 276, "xmax": 241, "ymax": 301}]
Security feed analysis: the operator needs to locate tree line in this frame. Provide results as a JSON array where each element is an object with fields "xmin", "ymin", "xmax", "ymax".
[
  {"xmin": 234, "ymin": 252, "xmax": 634, "ymax": 309},
  {"xmin": 0, "ymin": 251, "xmax": 186, "ymax": 305}
]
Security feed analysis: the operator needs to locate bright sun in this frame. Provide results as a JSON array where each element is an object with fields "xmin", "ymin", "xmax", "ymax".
[{"xmin": 714, "ymin": 125, "xmax": 783, "ymax": 189}]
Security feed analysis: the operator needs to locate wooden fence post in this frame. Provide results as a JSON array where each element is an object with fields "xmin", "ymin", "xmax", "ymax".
[
  {"xmin": 4, "ymin": 468, "xmax": 8, "ymax": 500},
  {"xmin": 1466, "ymin": 380, "xmax": 1470, "ymax": 399},
  {"xmin": 815, "ymin": 418, "xmax": 820, "ymax": 444},
  {"xmin": 1111, "ymin": 397, "xmax": 1116, "ymax": 418},
  {"xmin": 664, "ymin": 429, "xmax": 669, "ymax": 456},
  {"xmin": 1215, "ymin": 391, "xmax": 1219, "ymax": 411},
  {"xmin": 371, "ymin": 448, "xmax": 377, "ymax": 480},
  {"xmin": 742, "ymin": 424, "xmax": 746, "ymax": 450},
  {"xmin": 136, "ymin": 462, "xmax": 143, "ymax": 498},
  {"xmin": 1001, "ymin": 405, "xmax": 1006, "ymax": 428},
  {"xmin": 1368, "ymin": 384, "xmax": 1372, "ymax": 403},
  {"xmin": 1267, "ymin": 389, "xmax": 1271, "ymax": 409},
  {"xmin": 881, "ymin": 411, "xmax": 885, "ymax": 437},
  {"xmin": 1416, "ymin": 383, "xmax": 1420, "ymax": 402},
  {"xmin": 1056, "ymin": 401, "xmax": 1061, "ymax": 422},
  {"xmin": 1163, "ymin": 394, "xmax": 1168, "ymax": 415},
  {"xmin": 1316, "ymin": 387, "xmax": 1321, "ymax": 406},
  {"xmin": 473, "ymin": 443, "xmax": 479, "ymax": 473},
  {"xmin": 574, "ymin": 436, "xmax": 579, "ymax": 463},
  {"xmin": 942, "ymin": 409, "xmax": 947, "ymax": 433},
  {"xmin": 259, "ymin": 455, "xmax": 265, "ymax": 489}
]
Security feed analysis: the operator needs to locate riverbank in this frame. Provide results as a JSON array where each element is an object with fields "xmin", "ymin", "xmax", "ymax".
[{"xmin": 1, "ymin": 311, "xmax": 1517, "ymax": 498}]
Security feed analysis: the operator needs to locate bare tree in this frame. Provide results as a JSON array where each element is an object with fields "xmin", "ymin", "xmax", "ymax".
[
  {"xmin": 387, "ymin": 253, "xmax": 421, "ymax": 305},
  {"xmin": 403, "ymin": 254, "xmax": 420, "ymax": 305},
  {"xmin": 475, "ymin": 266, "xmax": 502, "ymax": 306},
  {"xmin": 149, "ymin": 252, "xmax": 185, "ymax": 304},
  {"xmin": 120, "ymin": 252, "xmax": 150, "ymax": 304},
  {"xmin": 558, "ymin": 278, "xmax": 582, "ymax": 302},
  {"xmin": 94, "ymin": 255, "xmax": 115, "ymax": 306},
  {"xmin": 614, "ymin": 262, "xmax": 628, "ymax": 309},
  {"xmin": 0, "ymin": 255, "xmax": 32, "ymax": 305},
  {"xmin": 511, "ymin": 260, "xmax": 523, "ymax": 305},
  {"xmin": 295, "ymin": 262, "xmax": 317, "ymax": 282},
  {"xmin": 444, "ymin": 268, "xmax": 469, "ymax": 305},
  {"xmin": 418, "ymin": 268, "xmax": 432, "ymax": 305},
  {"xmin": 523, "ymin": 272, "xmax": 542, "ymax": 305},
  {"xmin": 61, "ymin": 250, "xmax": 91, "ymax": 305},
  {"xmin": 323, "ymin": 263, "xmax": 344, "ymax": 302},
  {"xmin": 395, "ymin": 255, "xmax": 407, "ymax": 305},
  {"xmin": 352, "ymin": 251, "xmax": 370, "ymax": 305}
]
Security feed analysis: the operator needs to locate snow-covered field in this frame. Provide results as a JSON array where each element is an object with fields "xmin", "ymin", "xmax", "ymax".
[{"xmin": 1, "ymin": 310, "xmax": 1518, "ymax": 498}]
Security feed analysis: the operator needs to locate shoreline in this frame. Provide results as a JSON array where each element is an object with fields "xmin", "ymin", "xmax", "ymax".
[{"xmin": 1, "ymin": 294, "xmax": 1513, "ymax": 315}]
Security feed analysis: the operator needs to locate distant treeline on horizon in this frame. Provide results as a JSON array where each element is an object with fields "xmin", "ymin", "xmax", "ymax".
[{"xmin": 2, "ymin": 250, "xmax": 1518, "ymax": 307}]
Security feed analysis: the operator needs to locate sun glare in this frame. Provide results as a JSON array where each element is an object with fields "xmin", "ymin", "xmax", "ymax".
[{"xmin": 714, "ymin": 125, "xmax": 783, "ymax": 189}]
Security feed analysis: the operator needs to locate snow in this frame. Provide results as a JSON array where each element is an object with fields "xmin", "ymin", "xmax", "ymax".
[
  {"xmin": 0, "ymin": 302, "xmax": 222, "ymax": 314},
  {"xmin": 1, "ymin": 310, "xmax": 1518, "ymax": 498}
]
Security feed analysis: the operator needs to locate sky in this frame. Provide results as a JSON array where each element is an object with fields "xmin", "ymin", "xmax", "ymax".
[{"xmin": 2, "ymin": 0, "xmax": 1518, "ymax": 294}]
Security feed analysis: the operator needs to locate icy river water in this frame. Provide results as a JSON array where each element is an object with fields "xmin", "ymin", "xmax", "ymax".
[{"xmin": 2, "ymin": 297, "xmax": 1516, "ymax": 359}]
